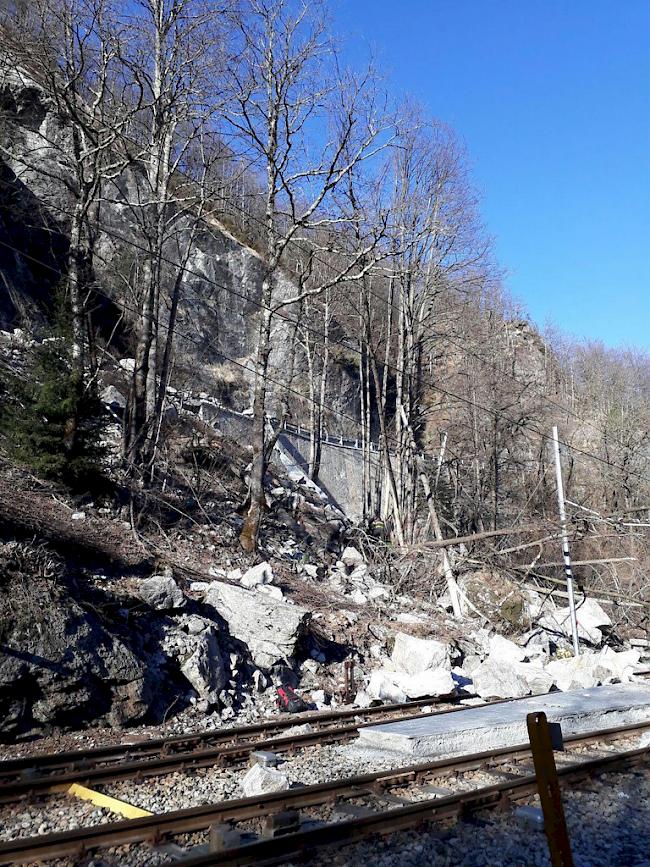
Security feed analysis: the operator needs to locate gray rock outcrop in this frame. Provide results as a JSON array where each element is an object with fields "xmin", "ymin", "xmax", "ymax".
[
  {"xmin": 205, "ymin": 581, "xmax": 310, "ymax": 670},
  {"xmin": 0, "ymin": 544, "xmax": 152, "ymax": 735},
  {"xmin": 137, "ymin": 574, "xmax": 185, "ymax": 610},
  {"xmin": 180, "ymin": 628, "xmax": 227, "ymax": 705}
]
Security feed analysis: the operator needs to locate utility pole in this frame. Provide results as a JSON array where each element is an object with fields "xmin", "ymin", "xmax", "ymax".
[{"xmin": 551, "ymin": 426, "xmax": 580, "ymax": 656}]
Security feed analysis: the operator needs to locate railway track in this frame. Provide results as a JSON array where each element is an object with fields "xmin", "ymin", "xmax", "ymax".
[
  {"xmin": 0, "ymin": 696, "xmax": 488, "ymax": 802},
  {"xmin": 1, "ymin": 718, "xmax": 648, "ymax": 866}
]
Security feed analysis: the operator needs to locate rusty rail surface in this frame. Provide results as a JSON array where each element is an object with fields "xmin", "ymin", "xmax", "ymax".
[
  {"xmin": 0, "ymin": 696, "xmax": 442, "ymax": 778},
  {"xmin": 1, "ymin": 718, "xmax": 647, "ymax": 866},
  {"xmin": 0, "ymin": 696, "xmax": 494, "ymax": 801}
]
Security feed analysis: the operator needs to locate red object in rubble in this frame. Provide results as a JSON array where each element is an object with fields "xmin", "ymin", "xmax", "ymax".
[{"xmin": 275, "ymin": 685, "xmax": 308, "ymax": 713}]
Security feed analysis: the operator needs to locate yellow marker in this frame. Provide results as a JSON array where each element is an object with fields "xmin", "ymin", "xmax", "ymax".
[{"xmin": 66, "ymin": 783, "xmax": 153, "ymax": 819}]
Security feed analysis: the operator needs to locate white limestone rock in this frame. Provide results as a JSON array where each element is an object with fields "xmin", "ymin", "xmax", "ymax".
[
  {"xmin": 367, "ymin": 670, "xmax": 408, "ymax": 704},
  {"xmin": 399, "ymin": 668, "xmax": 455, "ymax": 699},
  {"xmin": 489, "ymin": 634, "xmax": 526, "ymax": 664},
  {"xmin": 257, "ymin": 584, "xmax": 284, "ymax": 601},
  {"xmin": 472, "ymin": 658, "xmax": 531, "ymax": 699},
  {"xmin": 241, "ymin": 763, "xmax": 289, "ymax": 797},
  {"xmin": 279, "ymin": 722, "xmax": 313, "ymax": 737},
  {"xmin": 545, "ymin": 647, "xmax": 642, "ymax": 692},
  {"xmin": 368, "ymin": 667, "xmax": 454, "ymax": 702},
  {"xmin": 205, "ymin": 581, "xmax": 310, "ymax": 669},
  {"xmin": 391, "ymin": 632, "xmax": 451, "ymax": 676},
  {"xmin": 539, "ymin": 598, "xmax": 611, "ymax": 645},
  {"xmin": 515, "ymin": 663, "xmax": 554, "ymax": 695},
  {"xmin": 240, "ymin": 561, "xmax": 274, "ymax": 589},
  {"xmin": 462, "ymin": 654, "xmax": 483, "ymax": 674},
  {"xmin": 138, "ymin": 574, "xmax": 185, "ymax": 610},
  {"xmin": 354, "ymin": 689, "xmax": 373, "ymax": 708},
  {"xmin": 341, "ymin": 546, "xmax": 364, "ymax": 568},
  {"xmin": 180, "ymin": 628, "xmax": 226, "ymax": 704},
  {"xmin": 545, "ymin": 654, "xmax": 603, "ymax": 691},
  {"xmin": 600, "ymin": 646, "xmax": 641, "ymax": 681}
]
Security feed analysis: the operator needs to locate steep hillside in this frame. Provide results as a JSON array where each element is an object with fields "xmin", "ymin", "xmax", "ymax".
[{"xmin": 0, "ymin": 2, "xmax": 648, "ymax": 748}]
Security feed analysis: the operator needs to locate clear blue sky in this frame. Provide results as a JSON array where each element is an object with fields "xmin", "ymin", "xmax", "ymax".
[{"xmin": 332, "ymin": 0, "xmax": 650, "ymax": 350}]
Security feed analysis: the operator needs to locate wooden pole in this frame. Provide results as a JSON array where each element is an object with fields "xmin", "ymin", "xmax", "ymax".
[{"xmin": 527, "ymin": 712, "xmax": 574, "ymax": 867}]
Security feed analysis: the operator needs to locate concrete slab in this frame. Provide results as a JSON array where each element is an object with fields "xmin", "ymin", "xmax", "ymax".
[{"xmin": 357, "ymin": 683, "xmax": 650, "ymax": 758}]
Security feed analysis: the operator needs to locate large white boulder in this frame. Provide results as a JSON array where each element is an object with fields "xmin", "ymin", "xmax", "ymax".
[
  {"xmin": 545, "ymin": 654, "xmax": 603, "ymax": 691},
  {"xmin": 400, "ymin": 668, "xmax": 455, "ymax": 699},
  {"xmin": 514, "ymin": 663, "xmax": 554, "ymax": 696},
  {"xmin": 471, "ymin": 658, "xmax": 531, "ymax": 699},
  {"xmin": 599, "ymin": 646, "xmax": 641, "ymax": 681},
  {"xmin": 367, "ymin": 667, "xmax": 454, "ymax": 702},
  {"xmin": 539, "ymin": 598, "xmax": 611, "ymax": 645},
  {"xmin": 241, "ymin": 763, "xmax": 289, "ymax": 797},
  {"xmin": 205, "ymin": 581, "xmax": 309, "ymax": 670},
  {"xmin": 545, "ymin": 647, "xmax": 642, "ymax": 692},
  {"xmin": 489, "ymin": 634, "xmax": 527, "ymax": 664},
  {"xmin": 367, "ymin": 670, "xmax": 407, "ymax": 704},
  {"xmin": 391, "ymin": 632, "xmax": 451, "ymax": 676}
]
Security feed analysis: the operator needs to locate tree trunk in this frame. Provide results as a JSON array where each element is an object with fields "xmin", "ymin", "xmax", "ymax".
[
  {"xmin": 310, "ymin": 288, "xmax": 329, "ymax": 483},
  {"xmin": 240, "ymin": 294, "xmax": 273, "ymax": 552},
  {"xmin": 367, "ymin": 337, "xmax": 405, "ymax": 546}
]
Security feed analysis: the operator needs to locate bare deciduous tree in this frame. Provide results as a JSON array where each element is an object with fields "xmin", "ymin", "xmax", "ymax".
[{"xmin": 225, "ymin": 0, "xmax": 393, "ymax": 550}]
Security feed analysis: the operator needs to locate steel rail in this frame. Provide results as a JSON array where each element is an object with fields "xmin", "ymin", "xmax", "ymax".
[
  {"xmin": 0, "ymin": 697, "xmax": 446, "ymax": 781},
  {"xmin": 177, "ymin": 743, "xmax": 650, "ymax": 867},
  {"xmin": 0, "ymin": 699, "xmax": 498, "ymax": 802},
  {"xmin": 1, "ymin": 718, "xmax": 648, "ymax": 865}
]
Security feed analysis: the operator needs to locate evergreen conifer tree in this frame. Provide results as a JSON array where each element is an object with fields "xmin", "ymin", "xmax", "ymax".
[{"xmin": 0, "ymin": 305, "xmax": 107, "ymax": 490}]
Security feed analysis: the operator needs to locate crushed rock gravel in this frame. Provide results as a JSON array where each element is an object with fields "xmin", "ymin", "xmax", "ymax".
[
  {"xmin": 284, "ymin": 765, "xmax": 650, "ymax": 867},
  {"xmin": 102, "ymin": 742, "xmax": 400, "ymax": 812},
  {"xmin": 0, "ymin": 794, "xmax": 112, "ymax": 842}
]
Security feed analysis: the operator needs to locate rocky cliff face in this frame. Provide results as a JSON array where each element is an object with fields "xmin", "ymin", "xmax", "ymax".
[
  {"xmin": 0, "ymin": 65, "xmax": 359, "ymax": 423},
  {"xmin": 0, "ymin": 543, "xmax": 155, "ymax": 736}
]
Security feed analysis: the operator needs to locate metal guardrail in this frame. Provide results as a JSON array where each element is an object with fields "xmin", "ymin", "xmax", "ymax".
[
  {"xmin": 275, "ymin": 418, "xmax": 379, "ymax": 452},
  {"xmin": 186, "ymin": 392, "xmax": 379, "ymax": 453}
]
